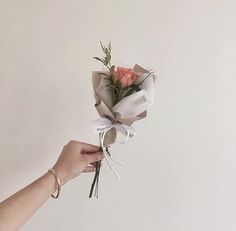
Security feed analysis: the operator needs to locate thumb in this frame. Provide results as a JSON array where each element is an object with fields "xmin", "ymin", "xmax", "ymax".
[{"xmin": 84, "ymin": 151, "xmax": 104, "ymax": 164}]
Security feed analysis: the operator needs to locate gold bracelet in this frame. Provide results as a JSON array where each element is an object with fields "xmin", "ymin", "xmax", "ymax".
[{"xmin": 48, "ymin": 168, "xmax": 61, "ymax": 199}]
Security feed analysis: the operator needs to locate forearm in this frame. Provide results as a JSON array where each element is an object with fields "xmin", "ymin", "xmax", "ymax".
[
  {"xmin": 0, "ymin": 141, "xmax": 104, "ymax": 230},
  {"xmin": 0, "ymin": 172, "xmax": 57, "ymax": 231}
]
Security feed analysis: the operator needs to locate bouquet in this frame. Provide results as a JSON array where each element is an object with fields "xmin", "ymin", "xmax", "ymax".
[{"xmin": 89, "ymin": 42, "xmax": 156, "ymax": 198}]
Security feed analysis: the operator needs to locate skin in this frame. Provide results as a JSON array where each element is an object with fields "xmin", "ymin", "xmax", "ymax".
[{"xmin": 0, "ymin": 140, "xmax": 104, "ymax": 231}]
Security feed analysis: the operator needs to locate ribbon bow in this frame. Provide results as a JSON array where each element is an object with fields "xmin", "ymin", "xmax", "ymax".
[{"xmin": 91, "ymin": 117, "xmax": 135, "ymax": 179}]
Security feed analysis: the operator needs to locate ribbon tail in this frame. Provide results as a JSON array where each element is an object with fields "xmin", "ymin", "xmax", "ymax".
[
  {"xmin": 100, "ymin": 131, "xmax": 121, "ymax": 180},
  {"xmin": 93, "ymin": 119, "xmax": 136, "ymax": 180},
  {"xmin": 106, "ymin": 153, "xmax": 126, "ymax": 165},
  {"xmin": 104, "ymin": 154, "xmax": 121, "ymax": 180}
]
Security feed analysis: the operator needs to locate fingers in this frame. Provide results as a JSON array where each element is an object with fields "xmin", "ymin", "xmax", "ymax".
[
  {"xmin": 80, "ymin": 142, "xmax": 101, "ymax": 153},
  {"xmin": 84, "ymin": 151, "xmax": 104, "ymax": 164},
  {"xmin": 83, "ymin": 165, "xmax": 96, "ymax": 173},
  {"xmin": 83, "ymin": 162, "xmax": 103, "ymax": 173},
  {"xmin": 90, "ymin": 162, "xmax": 102, "ymax": 167}
]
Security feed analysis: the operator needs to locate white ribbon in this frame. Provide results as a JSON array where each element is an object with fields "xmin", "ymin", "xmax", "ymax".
[{"xmin": 91, "ymin": 117, "xmax": 135, "ymax": 180}]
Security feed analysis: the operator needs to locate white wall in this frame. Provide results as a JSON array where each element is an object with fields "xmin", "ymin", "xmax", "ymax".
[{"xmin": 0, "ymin": 0, "xmax": 236, "ymax": 230}]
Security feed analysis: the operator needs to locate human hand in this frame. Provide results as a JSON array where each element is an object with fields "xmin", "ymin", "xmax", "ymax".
[{"xmin": 52, "ymin": 140, "xmax": 104, "ymax": 185}]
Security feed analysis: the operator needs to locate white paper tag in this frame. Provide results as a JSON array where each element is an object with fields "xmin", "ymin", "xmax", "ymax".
[{"xmin": 112, "ymin": 89, "xmax": 151, "ymax": 118}]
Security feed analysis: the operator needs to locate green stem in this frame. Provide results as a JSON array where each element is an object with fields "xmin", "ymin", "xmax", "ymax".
[
  {"xmin": 137, "ymin": 71, "xmax": 154, "ymax": 86},
  {"xmin": 89, "ymin": 161, "xmax": 101, "ymax": 198},
  {"xmin": 89, "ymin": 134, "xmax": 103, "ymax": 198},
  {"xmin": 95, "ymin": 162, "xmax": 101, "ymax": 198}
]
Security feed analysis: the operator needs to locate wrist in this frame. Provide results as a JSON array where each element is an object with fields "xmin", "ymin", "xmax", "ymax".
[
  {"xmin": 48, "ymin": 169, "xmax": 61, "ymax": 199},
  {"xmin": 43, "ymin": 171, "xmax": 59, "ymax": 196},
  {"xmin": 51, "ymin": 166, "xmax": 68, "ymax": 185}
]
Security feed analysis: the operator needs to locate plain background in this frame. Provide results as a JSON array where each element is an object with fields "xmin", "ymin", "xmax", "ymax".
[{"xmin": 0, "ymin": 0, "xmax": 236, "ymax": 230}]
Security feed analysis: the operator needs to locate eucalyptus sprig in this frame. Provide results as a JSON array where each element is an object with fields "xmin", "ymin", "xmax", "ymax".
[{"xmin": 93, "ymin": 42, "xmax": 115, "ymax": 71}]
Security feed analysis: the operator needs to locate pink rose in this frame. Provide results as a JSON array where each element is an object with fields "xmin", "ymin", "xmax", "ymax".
[{"xmin": 113, "ymin": 66, "xmax": 137, "ymax": 88}]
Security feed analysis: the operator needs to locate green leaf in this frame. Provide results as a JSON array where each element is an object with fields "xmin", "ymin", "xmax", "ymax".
[
  {"xmin": 93, "ymin": 57, "xmax": 105, "ymax": 63},
  {"xmin": 131, "ymin": 84, "xmax": 141, "ymax": 92},
  {"xmin": 116, "ymin": 80, "xmax": 122, "ymax": 89},
  {"xmin": 110, "ymin": 65, "xmax": 115, "ymax": 72},
  {"xmin": 98, "ymin": 72, "xmax": 110, "ymax": 78},
  {"xmin": 124, "ymin": 88, "xmax": 134, "ymax": 97},
  {"xmin": 100, "ymin": 41, "xmax": 105, "ymax": 52},
  {"xmin": 136, "ymin": 71, "xmax": 155, "ymax": 86},
  {"xmin": 108, "ymin": 41, "xmax": 112, "ymax": 52},
  {"xmin": 105, "ymin": 48, "xmax": 109, "ymax": 56}
]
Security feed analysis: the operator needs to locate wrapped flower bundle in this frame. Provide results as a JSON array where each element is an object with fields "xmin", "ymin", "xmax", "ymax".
[{"xmin": 89, "ymin": 42, "xmax": 156, "ymax": 198}]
